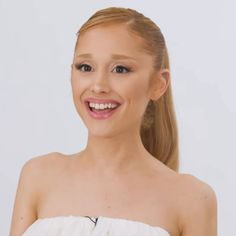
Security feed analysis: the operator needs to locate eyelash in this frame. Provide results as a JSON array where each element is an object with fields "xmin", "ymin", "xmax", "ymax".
[
  {"xmin": 75, "ymin": 63, "xmax": 92, "ymax": 72},
  {"xmin": 74, "ymin": 63, "xmax": 131, "ymax": 74},
  {"xmin": 113, "ymin": 65, "xmax": 131, "ymax": 73}
]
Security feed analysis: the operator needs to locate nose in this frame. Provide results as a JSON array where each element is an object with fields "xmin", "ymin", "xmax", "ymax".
[{"xmin": 90, "ymin": 71, "xmax": 111, "ymax": 94}]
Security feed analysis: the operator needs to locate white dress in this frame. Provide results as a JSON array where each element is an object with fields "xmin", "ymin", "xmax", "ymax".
[{"xmin": 22, "ymin": 215, "xmax": 170, "ymax": 236}]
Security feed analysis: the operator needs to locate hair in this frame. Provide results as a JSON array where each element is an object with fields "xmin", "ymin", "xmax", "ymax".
[{"xmin": 74, "ymin": 7, "xmax": 179, "ymax": 171}]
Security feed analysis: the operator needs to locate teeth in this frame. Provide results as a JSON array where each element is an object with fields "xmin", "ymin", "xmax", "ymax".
[{"xmin": 88, "ymin": 102, "xmax": 118, "ymax": 110}]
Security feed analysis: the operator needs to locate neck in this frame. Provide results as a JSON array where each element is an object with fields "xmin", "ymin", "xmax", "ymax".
[{"xmin": 80, "ymin": 128, "xmax": 151, "ymax": 174}]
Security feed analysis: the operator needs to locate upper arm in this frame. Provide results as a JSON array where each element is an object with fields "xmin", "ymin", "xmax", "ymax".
[
  {"xmin": 179, "ymin": 175, "xmax": 217, "ymax": 236},
  {"xmin": 9, "ymin": 159, "xmax": 40, "ymax": 236}
]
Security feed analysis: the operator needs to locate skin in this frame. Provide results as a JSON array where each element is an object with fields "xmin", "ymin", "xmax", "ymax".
[{"xmin": 9, "ymin": 24, "xmax": 217, "ymax": 236}]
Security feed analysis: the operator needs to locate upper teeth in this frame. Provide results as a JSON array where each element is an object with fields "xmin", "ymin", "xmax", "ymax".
[{"xmin": 89, "ymin": 102, "xmax": 118, "ymax": 109}]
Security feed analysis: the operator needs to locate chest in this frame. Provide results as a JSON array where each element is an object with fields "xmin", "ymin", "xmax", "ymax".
[
  {"xmin": 37, "ymin": 171, "xmax": 179, "ymax": 236},
  {"xmin": 40, "ymin": 172, "xmax": 160, "ymax": 211}
]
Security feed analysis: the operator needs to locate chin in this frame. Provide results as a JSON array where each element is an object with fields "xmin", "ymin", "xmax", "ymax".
[
  {"xmin": 86, "ymin": 123, "xmax": 124, "ymax": 138},
  {"xmin": 88, "ymin": 130, "xmax": 117, "ymax": 139}
]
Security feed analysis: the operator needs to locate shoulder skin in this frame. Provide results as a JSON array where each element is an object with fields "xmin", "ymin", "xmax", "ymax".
[
  {"xmin": 9, "ymin": 152, "xmax": 63, "ymax": 236},
  {"xmin": 177, "ymin": 174, "xmax": 217, "ymax": 236}
]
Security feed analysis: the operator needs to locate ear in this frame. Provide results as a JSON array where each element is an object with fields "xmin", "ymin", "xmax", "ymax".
[{"xmin": 149, "ymin": 69, "xmax": 170, "ymax": 101}]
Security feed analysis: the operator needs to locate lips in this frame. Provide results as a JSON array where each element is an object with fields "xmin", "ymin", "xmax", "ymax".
[
  {"xmin": 84, "ymin": 98, "xmax": 121, "ymax": 105},
  {"xmin": 84, "ymin": 98, "xmax": 121, "ymax": 120}
]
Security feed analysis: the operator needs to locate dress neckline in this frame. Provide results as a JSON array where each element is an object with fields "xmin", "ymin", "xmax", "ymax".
[{"xmin": 34, "ymin": 215, "xmax": 170, "ymax": 235}]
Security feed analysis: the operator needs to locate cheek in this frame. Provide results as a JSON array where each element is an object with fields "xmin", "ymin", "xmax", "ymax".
[
  {"xmin": 71, "ymin": 74, "xmax": 88, "ymax": 99},
  {"xmin": 128, "ymin": 76, "xmax": 150, "ymax": 100},
  {"xmin": 70, "ymin": 76, "xmax": 87, "ymax": 116},
  {"xmin": 70, "ymin": 75, "xmax": 89, "ymax": 121},
  {"xmin": 121, "ymin": 76, "xmax": 150, "ymax": 114}
]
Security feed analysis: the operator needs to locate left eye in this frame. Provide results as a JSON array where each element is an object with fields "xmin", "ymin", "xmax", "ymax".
[{"xmin": 112, "ymin": 65, "xmax": 130, "ymax": 73}]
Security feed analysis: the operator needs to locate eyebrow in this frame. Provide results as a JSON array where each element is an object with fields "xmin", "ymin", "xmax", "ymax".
[{"xmin": 76, "ymin": 53, "xmax": 137, "ymax": 61}]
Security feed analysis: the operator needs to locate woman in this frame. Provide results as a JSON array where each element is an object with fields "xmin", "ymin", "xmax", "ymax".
[{"xmin": 10, "ymin": 7, "xmax": 217, "ymax": 236}]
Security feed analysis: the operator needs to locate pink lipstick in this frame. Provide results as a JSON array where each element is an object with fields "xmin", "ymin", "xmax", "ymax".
[{"xmin": 84, "ymin": 98, "xmax": 121, "ymax": 120}]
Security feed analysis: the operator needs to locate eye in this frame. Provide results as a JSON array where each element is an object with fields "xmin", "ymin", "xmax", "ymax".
[
  {"xmin": 75, "ymin": 63, "xmax": 93, "ymax": 72},
  {"xmin": 112, "ymin": 65, "xmax": 130, "ymax": 73}
]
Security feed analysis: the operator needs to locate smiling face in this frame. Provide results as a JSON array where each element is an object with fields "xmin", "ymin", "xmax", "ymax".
[{"xmin": 71, "ymin": 23, "xmax": 166, "ymax": 137}]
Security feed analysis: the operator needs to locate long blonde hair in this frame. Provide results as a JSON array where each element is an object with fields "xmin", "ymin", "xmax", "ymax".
[{"xmin": 74, "ymin": 7, "xmax": 179, "ymax": 171}]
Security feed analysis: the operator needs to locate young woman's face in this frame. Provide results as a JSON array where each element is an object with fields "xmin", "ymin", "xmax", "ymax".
[{"xmin": 71, "ymin": 24, "xmax": 160, "ymax": 137}]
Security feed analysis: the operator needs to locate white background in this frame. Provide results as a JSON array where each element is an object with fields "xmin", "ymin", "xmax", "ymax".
[{"xmin": 0, "ymin": 0, "xmax": 235, "ymax": 235}]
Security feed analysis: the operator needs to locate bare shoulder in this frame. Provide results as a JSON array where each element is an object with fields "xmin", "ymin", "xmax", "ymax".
[
  {"xmin": 22, "ymin": 151, "xmax": 66, "ymax": 171},
  {"xmin": 177, "ymin": 173, "xmax": 217, "ymax": 200},
  {"xmin": 9, "ymin": 152, "xmax": 66, "ymax": 236},
  {"xmin": 177, "ymin": 173, "xmax": 217, "ymax": 236},
  {"xmin": 17, "ymin": 151, "xmax": 67, "ymax": 191},
  {"xmin": 16, "ymin": 152, "xmax": 64, "ymax": 196},
  {"xmin": 19, "ymin": 151, "xmax": 73, "ymax": 191},
  {"xmin": 178, "ymin": 173, "xmax": 217, "ymax": 210}
]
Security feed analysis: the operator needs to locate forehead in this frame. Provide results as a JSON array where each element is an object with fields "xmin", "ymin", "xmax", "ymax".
[{"xmin": 75, "ymin": 24, "xmax": 151, "ymax": 60}]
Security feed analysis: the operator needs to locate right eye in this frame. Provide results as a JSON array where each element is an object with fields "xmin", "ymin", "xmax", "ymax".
[{"xmin": 75, "ymin": 63, "xmax": 93, "ymax": 72}]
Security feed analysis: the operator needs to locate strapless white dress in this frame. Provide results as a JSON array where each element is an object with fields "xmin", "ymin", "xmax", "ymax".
[{"xmin": 22, "ymin": 215, "xmax": 170, "ymax": 236}]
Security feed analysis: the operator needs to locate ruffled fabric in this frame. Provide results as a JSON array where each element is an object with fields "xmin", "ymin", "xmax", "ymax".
[{"xmin": 23, "ymin": 215, "xmax": 170, "ymax": 236}]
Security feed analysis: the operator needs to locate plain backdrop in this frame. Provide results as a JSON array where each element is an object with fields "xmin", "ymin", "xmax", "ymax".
[{"xmin": 0, "ymin": 0, "xmax": 235, "ymax": 235}]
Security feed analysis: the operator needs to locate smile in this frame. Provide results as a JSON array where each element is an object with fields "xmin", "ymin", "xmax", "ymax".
[{"xmin": 84, "ymin": 98, "xmax": 121, "ymax": 120}]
